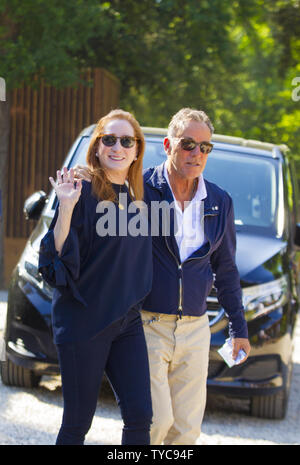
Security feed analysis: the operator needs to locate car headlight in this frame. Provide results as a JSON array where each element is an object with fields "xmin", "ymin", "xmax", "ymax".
[
  {"xmin": 19, "ymin": 243, "xmax": 53, "ymax": 300},
  {"xmin": 242, "ymin": 276, "xmax": 288, "ymax": 320}
]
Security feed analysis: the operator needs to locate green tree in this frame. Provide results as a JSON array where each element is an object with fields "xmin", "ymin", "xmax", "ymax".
[
  {"xmin": 1, "ymin": 0, "xmax": 299, "ymax": 182},
  {"xmin": 221, "ymin": 0, "xmax": 300, "ymax": 169},
  {"xmin": 0, "ymin": 0, "xmax": 104, "ymax": 88}
]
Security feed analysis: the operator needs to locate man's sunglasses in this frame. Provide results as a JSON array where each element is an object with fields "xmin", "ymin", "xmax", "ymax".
[
  {"xmin": 99, "ymin": 134, "xmax": 139, "ymax": 149},
  {"xmin": 175, "ymin": 137, "xmax": 214, "ymax": 154}
]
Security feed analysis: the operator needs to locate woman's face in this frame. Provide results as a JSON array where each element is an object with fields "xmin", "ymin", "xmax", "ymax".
[{"xmin": 97, "ymin": 118, "xmax": 138, "ymax": 183}]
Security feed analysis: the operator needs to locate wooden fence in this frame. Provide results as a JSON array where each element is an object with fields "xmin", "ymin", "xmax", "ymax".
[{"xmin": 4, "ymin": 68, "xmax": 120, "ymax": 285}]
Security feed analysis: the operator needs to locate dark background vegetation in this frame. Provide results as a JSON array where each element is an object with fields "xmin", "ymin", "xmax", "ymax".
[
  {"xmin": 0, "ymin": 0, "xmax": 299, "ymax": 287},
  {"xmin": 1, "ymin": 0, "xmax": 299, "ymax": 175}
]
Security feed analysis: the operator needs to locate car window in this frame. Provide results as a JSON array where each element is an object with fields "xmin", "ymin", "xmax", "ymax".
[
  {"xmin": 142, "ymin": 137, "xmax": 167, "ymax": 168},
  {"xmin": 205, "ymin": 150, "xmax": 279, "ymax": 234},
  {"xmin": 70, "ymin": 136, "xmax": 91, "ymax": 166}
]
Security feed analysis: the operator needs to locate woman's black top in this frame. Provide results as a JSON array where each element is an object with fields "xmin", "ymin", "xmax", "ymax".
[{"xmin": 38, "ymin": 181, "xmax": 152, "ymax": 344}]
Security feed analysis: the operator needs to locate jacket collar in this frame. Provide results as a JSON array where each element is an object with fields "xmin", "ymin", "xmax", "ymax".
[
  {"xmin": 145, "ymin": 162, "xmax": 219, "ymax": 216},
  {"xmin": 146, "ymin": 161, "xmax": 167, "ymax": 189},
  {"xmin": 145, "ymin": 162, "xmax": 174, "ymax": 204}
]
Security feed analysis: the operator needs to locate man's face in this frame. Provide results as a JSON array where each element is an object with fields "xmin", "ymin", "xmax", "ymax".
[{"xmin": 164, "ymin": 120, "xmax": 212, "ymax": 180}]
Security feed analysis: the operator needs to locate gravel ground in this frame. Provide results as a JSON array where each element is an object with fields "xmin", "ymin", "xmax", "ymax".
[{"xmin": 0, "ymin": 289, "xmax": 299, "ymax": 446}]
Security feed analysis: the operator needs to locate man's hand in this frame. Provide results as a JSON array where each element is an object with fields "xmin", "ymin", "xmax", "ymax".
[
  {"xmin": 73, "ymin": 164, "xmax": 92, "ymax": 182},
  {"xmin": 231, "ymin": 337, "xmax": 251, "ymax": 364}
]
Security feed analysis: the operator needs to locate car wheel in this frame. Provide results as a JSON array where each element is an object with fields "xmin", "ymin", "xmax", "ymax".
[
  {"xmin": 250, "ymin": 358, "xmax": 292, "ymax": 420},
  {"xmin": 250, "ymin": 390, "xmax": 287, "ymax": 419},
  {"xmin": 0, "ymin": 359, "xmax": 41, "ymax": 388}
]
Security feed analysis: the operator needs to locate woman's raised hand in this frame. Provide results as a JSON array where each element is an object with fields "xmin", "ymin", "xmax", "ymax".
[{"xmin": 49, "ymin": 167, "xmax": 82, "ymax": 208}]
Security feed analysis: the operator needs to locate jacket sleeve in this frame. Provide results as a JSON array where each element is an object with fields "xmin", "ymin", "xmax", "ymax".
[
  {"xmin": 210, "ymin": 197, "xmax": 248, "ymax": 339},
  {"xmin": 38, "ymin": 194, "xmax": 87, "ymax": 306}
]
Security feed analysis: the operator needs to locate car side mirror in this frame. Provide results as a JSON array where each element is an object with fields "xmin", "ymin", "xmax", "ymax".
[
  {"xmin": 294, "ymin": 223, "xmax": 300, "ymax": 247},
  {"xmin": 23, "ymin": 191, "xmax": 48, "ymax": 220}
]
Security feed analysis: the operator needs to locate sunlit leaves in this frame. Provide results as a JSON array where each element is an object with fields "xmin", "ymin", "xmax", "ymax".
[{"xmin": 0, "ymin": 0, "xmax": 299, "ymax": 172}]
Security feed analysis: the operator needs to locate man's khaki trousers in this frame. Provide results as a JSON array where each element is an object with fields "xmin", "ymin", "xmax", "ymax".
[{"xmin": 140, "ymin": 310, "xmax": 211, "ymax": 445}]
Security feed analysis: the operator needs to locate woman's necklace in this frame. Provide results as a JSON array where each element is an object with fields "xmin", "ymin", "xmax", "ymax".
[{"xmin": 118, "ymin": 183, "xmax": 125, "ymax": 210}]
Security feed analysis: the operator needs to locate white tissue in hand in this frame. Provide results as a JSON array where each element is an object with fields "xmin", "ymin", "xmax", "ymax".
[{"xmin": 218, "ymin": 338, "xmax": 246, "ymax": 368}]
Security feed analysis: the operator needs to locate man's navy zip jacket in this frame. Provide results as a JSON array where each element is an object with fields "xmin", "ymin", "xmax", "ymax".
[
  {"xmin": 142, "ymin": 162, "xmax": 248, "ymax": 339},
  {"xmin": 38, "ymin": 181, "xmax": 153, "ymax": 344}
]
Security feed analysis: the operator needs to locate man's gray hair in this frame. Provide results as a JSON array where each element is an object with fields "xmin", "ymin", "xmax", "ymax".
[{"xmin": 167, "ymin": 108, "xmax": 214, "ymax": 138}]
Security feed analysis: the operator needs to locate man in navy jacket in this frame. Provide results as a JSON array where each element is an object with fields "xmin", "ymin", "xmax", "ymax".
[{"xmin": 140, "ymin": 108, "xmax": 250, "ymax": 445}]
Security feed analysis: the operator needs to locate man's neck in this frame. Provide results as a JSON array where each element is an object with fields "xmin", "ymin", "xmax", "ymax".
[{"xmin": 166, "ymin": 161, "xmax": 198, "ymax": 210}]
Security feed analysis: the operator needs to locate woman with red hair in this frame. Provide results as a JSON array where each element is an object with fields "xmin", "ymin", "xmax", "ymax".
[{"xmin": 39, "ymin": 109, "xmax": 152, "ymax": 445}]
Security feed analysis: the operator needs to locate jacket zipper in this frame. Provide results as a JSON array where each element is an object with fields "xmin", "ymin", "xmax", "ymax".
[
  {"xmin": 164, "ymin": 211, "xmax": 217, "ymax": 319},
  {"xmin": 164, "ymin": 237, "xmax": 184, "ymax": 318},
  {"xmin": 178, "ymin": 264, "xmax": 183, "ymax": 318}
]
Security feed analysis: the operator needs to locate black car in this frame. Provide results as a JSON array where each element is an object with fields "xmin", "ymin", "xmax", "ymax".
[{"xmin": 1, "ymin": 126, "xmax": 300, "ymax": 420}]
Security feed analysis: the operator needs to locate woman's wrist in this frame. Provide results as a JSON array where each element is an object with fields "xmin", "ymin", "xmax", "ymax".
[
  {"xmin": 54, "ymin": 203, "xmax": 75, "ymax": 255},
  {"xmin": 58, "ymin": 200, "xmax": 77, "ymax": 215}
]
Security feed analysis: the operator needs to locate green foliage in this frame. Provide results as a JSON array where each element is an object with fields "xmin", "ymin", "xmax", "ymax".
[
  {"xmin": 0, "ymin": 0, "xmax": 299, "ymax": 173},
  {"xmin": 0, "ymin": 0, "xmax": 102, "ymax": 87}
]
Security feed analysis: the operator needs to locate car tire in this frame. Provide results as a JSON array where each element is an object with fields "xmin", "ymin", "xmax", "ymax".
[
  {"xmin": 0, "ymin": 359, "xmax": 41, "ymax": 388},
  {"xmin": 250, "ymin": 358, "xmax": 292, "ymax": 419},
  {"xmin": 250, "ymin": 390, "xmax": 287, "ymax": 419}
]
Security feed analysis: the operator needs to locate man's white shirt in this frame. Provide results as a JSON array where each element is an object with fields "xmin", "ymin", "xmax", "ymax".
[{"xmin": 164, "ymin": 165, "xmax": 207, "ymax": 262}]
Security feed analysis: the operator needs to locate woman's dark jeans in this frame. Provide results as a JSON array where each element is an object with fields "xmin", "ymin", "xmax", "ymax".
[{"xmin": 55, "ymin": 309, "xmax": 152, "ymax": 445}]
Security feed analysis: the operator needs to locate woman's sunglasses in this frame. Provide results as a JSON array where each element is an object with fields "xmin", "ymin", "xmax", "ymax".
[
  {"xmin": 175, "ymin": 137, "xmax": 214, "ymax": 154},
  {"xmin": 99, "ymin": 134, "xmax": 139, "ymax": 149}
]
